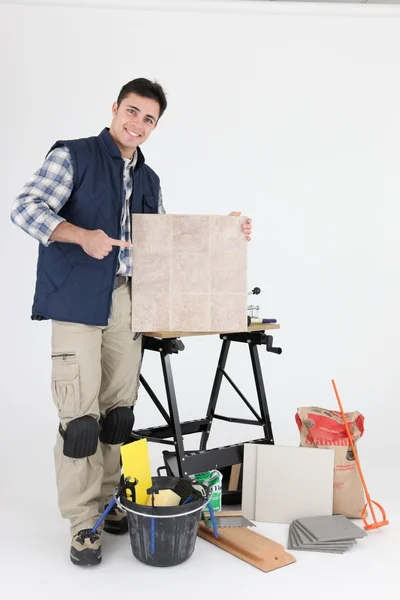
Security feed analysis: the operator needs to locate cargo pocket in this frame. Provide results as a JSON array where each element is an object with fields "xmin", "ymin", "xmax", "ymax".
[{"xmin": 51, "ymin": 354, "xmax": 81, "ymax": 419}]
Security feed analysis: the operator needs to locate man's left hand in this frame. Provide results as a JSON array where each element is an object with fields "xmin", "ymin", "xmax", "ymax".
[{"xmin": 229, "ymin": 211, "xmax": 252, "ymax": 242}]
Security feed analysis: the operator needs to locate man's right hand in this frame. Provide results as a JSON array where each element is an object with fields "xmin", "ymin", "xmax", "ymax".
[
  {"xmin": 80, "ymin": 229, "xmax": 132, "ymax": 259},
  {"xmin": 49, "ymin": 222, "xmax": 132, "ymax": 258}
]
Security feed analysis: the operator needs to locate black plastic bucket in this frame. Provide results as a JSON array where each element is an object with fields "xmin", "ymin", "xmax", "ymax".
[{"xmin": 117, "ymin": 476, "xmax": 209, "ymax": 567}]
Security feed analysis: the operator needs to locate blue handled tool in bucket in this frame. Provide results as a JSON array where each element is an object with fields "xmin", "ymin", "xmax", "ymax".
[
  {"xmin": 92, "ymin": 498, "xmax": 117, "ymax": 533},
  {"xmin": 183, "ymin": 496, "xmax": 218, "ymax": 538},
  {"xmin": 206, "ymin": 502, "xmax": 218, "ymax": 537},
  {"xmin": 91, "ymin": 477, "xmax": 138, "ymax": 534}
]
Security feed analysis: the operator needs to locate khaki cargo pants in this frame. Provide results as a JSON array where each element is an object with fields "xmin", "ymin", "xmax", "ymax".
[{"xmin": 51, "ymin": 277, "xmax": 141, "ymax": 535}]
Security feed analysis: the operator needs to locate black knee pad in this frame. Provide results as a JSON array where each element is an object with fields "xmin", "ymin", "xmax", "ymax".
[
  {"xmin": 59, "ymin": 416, "xmax": 99, "ymax": 458},
  {"xmin": 99, "ymin": 407, "xmax": 134, "ymax": 444}
]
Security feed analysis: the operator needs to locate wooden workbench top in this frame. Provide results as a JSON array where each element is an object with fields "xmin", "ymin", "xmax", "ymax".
[{"xmin": 143, "ymin": 323, "xmax": 280, "ymax": 339}]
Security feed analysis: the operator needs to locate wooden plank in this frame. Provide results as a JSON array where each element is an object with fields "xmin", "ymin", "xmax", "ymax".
[
  {"xmin": 197, "ymin": 521, "xmax": 296, "ymax": 573},
  {"xmin": 228, "ymin": 464, "xmax": 241, "ymax": 491},
  {"xmin": 144, "ymin": 324, "xmax": 280, "ymax": 339}
]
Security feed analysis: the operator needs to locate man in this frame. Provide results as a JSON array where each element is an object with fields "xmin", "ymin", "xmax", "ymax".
[{"xmin": 10, "ymin": 78, "xmax": 252, "ymax": 567}]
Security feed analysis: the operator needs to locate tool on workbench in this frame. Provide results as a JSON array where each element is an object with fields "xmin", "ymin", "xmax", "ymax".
[
  {"xmin": 331, "ymin": 379, "xmax": 389, "ymax": 531},
  {"xmin": 246, "ymin": 286, "xmax": 277, "ymax": 326},
  {"xmin": 247, "ymin": 286, "xmax": 261, "ymax": 319},
  {"xmin": 249, "ymin": 317, "xmax": 277, "ymax": 325}
]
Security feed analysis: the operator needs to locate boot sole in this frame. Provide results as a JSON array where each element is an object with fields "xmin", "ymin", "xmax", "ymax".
[{"xmin": 70, "ymin": 548, "xmax": 102, "ymax": 566}]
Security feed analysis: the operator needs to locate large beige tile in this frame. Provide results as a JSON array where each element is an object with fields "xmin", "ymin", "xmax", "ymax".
[
  {"xmin": 131, "ymin": 214, "xmax": 248, "ymax": 332},
  {"xmin": 132, "ymin": 214, "xmax": 172, "ymax": 254},
  {"xmin": 171, "ymin": 293, "xmax": 210, "ymax": 331},
  {"xmin": 132, "ymin": 254, "xmax": 170, "ymax": 294},
  {"xmin": 210, "ymin": 293, "xmax": 248, "ymax": 332},
  {"xmin": 211, "ymin": 253, "xmax": 247, "ymax": 294},
  {"xmin": 210, "ymin": 215, "xmax": 248, "ymax": 255},
  {"xmin": 254, "ymin": 446, "xmax": 334, "ymax": 524},
  {"xmin": 171, "ymin": 254, "xmax": 210, "ymax": 294},
  {"xmin": 172, "ymin": 215, "xmax": 210, "ymax": 254},
  {"xmin": 131, "ymin": 293, "xmax": 170, "ymax": 332}
]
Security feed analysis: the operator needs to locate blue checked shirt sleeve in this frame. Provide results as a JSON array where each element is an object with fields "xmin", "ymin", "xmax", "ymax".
[
  {"xmin": 10, "ymin": 147, "xmax": 74, "ymax": 246},
  {"xmin": 158, "ymin": 187, "xmax": 166, "ymax": 214}
]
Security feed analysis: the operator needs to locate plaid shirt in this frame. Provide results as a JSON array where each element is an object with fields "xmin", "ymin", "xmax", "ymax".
[{"xmin": 10, "ymin": 146, "xmax": 165, "ymax": 277}]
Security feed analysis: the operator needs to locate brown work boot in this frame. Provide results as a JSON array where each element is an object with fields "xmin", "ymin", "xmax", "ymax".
[
  {"xmin": 104, "ymin": 503, "xmax": 128, "ymax": 535},
  {"xmin": 70, "ymin": 529, "xmax": 102, "ymax": 566}
]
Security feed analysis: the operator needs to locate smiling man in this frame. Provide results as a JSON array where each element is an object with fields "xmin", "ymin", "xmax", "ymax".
[{"xmin": 10, "ymin": 78, "xmax": 252, "ymax": 567}]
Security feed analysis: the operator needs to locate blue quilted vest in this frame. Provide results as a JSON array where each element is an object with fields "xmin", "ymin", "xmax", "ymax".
[{"xmin": 31, "ymin": 128, "xmax": 160, "ymax": 326}]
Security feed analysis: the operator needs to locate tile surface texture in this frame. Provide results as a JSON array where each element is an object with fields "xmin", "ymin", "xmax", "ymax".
[
  {"xmin": 242, "ymin": 444, "xmax": 335, "ymax": 524},
  {"xmin": 131, "ymin": 214, "xmax": 248, "ymax": 332}
]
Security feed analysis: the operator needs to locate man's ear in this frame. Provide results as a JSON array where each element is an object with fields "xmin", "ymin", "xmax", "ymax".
[{"xmin": 112, "ymin": 101, "xmax": 119, "ymax": 117}]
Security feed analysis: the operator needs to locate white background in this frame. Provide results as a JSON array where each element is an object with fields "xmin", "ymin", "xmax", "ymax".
[{"xmin": 0, "ymin": 1, "xmax": 398, "ymax": 597}]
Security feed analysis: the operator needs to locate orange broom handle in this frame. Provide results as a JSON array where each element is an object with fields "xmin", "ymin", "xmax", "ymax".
[{"xmin": 331, "ymin": 379, "xmax": 377, "ymax": 521}]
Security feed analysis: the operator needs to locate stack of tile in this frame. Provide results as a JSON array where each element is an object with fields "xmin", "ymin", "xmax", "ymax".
[{"xmin": 288, "ymin": 515, "xmax": 367, "ymax": 554}]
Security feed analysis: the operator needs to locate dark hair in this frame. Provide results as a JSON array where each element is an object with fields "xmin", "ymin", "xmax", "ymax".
[{"xmin": 117, "ymin": 78, "xmax": 167, "ymax": 119}]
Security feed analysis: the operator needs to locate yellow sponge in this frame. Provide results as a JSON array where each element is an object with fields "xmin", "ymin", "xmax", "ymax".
[{"xmin": 146, "ymin": 489, "xmax": 181, "ymax": 507}]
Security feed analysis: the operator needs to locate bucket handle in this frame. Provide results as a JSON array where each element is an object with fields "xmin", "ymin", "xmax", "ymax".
[{"xmin": 115, "ymin": 495, "xmax": 210, "ymax": 519}]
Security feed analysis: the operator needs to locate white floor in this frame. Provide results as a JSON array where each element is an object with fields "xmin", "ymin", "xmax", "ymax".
[{"xmin": 1, "ymin": 458, "xmax": 397, "ymax": 599}]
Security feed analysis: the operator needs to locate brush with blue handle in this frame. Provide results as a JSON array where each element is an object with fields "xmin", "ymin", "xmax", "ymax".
[
  {"xmin": 206, "ymin": 502, "xmax": 219, "ymax": 538},
  {"xmin": 91, "ymin": 498, "xmax": 116, "ymax": 534},
  {"xmin": 91, "ymin": 476, "xmax": 137, "ymax": 534},
  {"xmin": 183, "ymin": 496, "xmax": 218, "ymax": 538}
]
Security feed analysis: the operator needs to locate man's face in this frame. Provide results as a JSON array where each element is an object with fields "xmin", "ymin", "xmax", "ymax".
[{"xmin": 109, "ymin": 92, "xmax": 159, "ymax": 158}]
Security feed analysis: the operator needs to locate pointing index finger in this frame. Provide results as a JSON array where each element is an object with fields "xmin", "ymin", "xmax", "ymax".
[{"xmin": 110, "ymin": 239, "xmax": 133, "ymax": 248}]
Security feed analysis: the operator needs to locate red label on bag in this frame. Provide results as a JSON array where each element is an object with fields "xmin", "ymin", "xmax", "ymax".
[{"xmin": 295, "ymin": 411, "xmax": 364, "ymax": 447}]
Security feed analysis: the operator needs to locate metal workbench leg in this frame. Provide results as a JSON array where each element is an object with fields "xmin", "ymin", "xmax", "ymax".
[
  {"xmin": 160, "ymin": 352, "xmax": 186, "ymax": 477},
  {"xmin": 199, "ymin": 339, "xmax": 231, "ymax": 450},
  {"xmin": 249, "ymin": 343, "xmax": 274, "ymax": 443}
]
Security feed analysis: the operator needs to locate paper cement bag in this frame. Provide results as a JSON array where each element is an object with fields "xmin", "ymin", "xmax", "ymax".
[{"xmin": 296, "ymin": 406, "xmax": 365, "ymax": 518}]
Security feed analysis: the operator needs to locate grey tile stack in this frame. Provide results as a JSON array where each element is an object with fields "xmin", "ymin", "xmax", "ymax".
[{"xmin": 288, "ymin": 515, "xmax": 367, "ymax": 554}]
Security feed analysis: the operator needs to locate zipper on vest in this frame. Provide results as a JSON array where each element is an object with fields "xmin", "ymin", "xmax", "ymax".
[
  {"xmin": 51, "ymin": 353, "xmax": 76, "ymax": 360},
  {"xmin": 107, "ymin": 160, "xmax": 125, "ymax": 320}
]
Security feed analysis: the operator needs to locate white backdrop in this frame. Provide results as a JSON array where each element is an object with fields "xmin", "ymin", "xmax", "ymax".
[{"xmin": 1, "ymin": 0, "xmax": 400, "ymax": 508}]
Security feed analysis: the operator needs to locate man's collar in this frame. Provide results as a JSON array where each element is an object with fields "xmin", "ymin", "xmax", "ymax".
[
  {"xmin": 98, "ymin": 128, "xmax": 145, "ymax": 168},
  {"xmin": 125, "ymin": 151, "xmax": 138, "ymax": 170}
]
